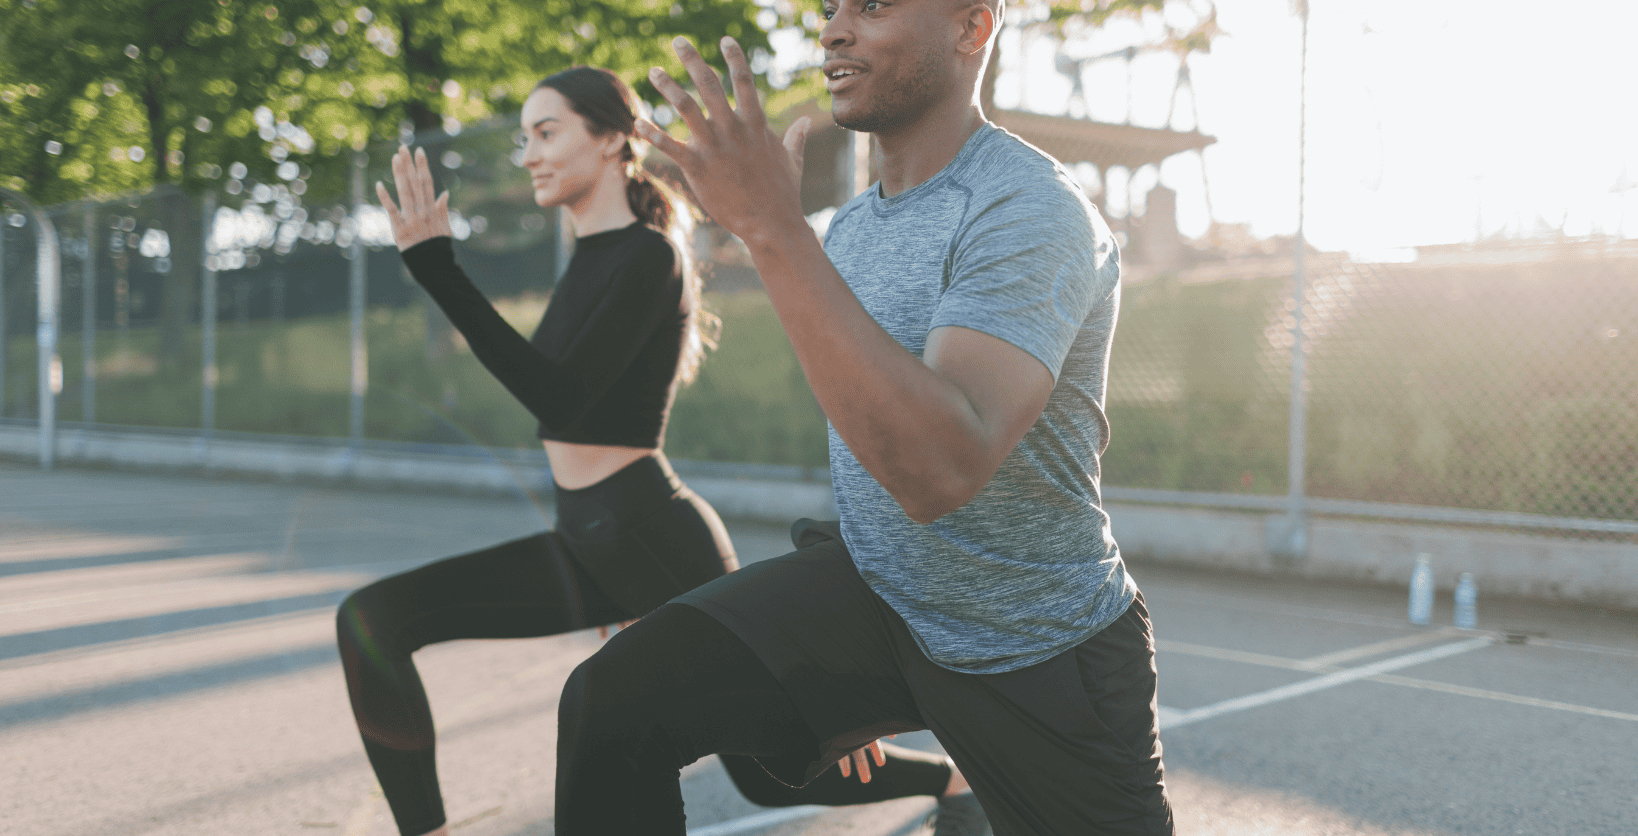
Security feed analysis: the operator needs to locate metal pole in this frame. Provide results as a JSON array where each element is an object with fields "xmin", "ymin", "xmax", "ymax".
[
  {"xmin": 556, "ymin": 206, "xmax": 574, "ymax": 278},
  {"xmin": 1, "ymin": 189, "xmax": 62, "ymax": 469},
  {"xmin": 0, "ymin": 210, "xmax": 7, "ymax": 419},
  {"xmin": 200, "ymin": 191, "xmax": 217, "ymax": 442},
  {"xmin": 1280, "ymin": 1, "xmax": 1311, "ymax": 563},
  {"xmin": 82, "ymin": 204, "xmax": 97, "ymax": 423},
  {"xmin": 349, "ymin": 152, "xmax": 368, "ymax": 447}
]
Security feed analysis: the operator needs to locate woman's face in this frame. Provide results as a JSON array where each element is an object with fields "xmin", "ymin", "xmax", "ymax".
[{"xmin": 518, "ymin": 86, "xmax": 625, "ymax": 210}]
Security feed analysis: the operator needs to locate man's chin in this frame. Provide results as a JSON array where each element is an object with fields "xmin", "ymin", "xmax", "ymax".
[{"xmin": 831, "ymin": 102, "xmax": 878, "ymax": 135}]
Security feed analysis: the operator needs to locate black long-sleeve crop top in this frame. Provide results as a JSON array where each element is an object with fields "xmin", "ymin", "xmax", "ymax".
[{"xmin": 398, "ymin": 221, "xmax": 688, "ymax": 448}]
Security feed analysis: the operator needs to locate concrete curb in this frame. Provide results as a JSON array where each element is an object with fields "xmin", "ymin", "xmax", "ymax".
[
  {"xmin": 0, "ymin": 423, "xmax": 835, "ymax": 524},
  {"xmin": 4, "ymin": 422, "xmax": 1632, "ymax": 611}
]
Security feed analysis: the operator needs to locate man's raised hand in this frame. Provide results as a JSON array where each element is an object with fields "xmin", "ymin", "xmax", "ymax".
[{"xmin": 637, "ymin": 36, "xmax": 813, "ymax": 246}]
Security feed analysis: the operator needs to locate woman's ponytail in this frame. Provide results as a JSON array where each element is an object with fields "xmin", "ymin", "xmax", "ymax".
[{"xmin": 625, "ymin": 170, "xmax": 673, "ymax": 232}]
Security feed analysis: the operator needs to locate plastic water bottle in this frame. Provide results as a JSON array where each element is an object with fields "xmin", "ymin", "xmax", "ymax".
[
  {"xmin": 1408, "ymin": 554, "xmax": 1434, "ymax": 625},
  {"xmin": 1454, "ymin": 572, "xmax": 1477, "ymax": 629}
]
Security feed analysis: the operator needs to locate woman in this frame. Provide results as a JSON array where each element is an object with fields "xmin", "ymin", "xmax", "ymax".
[{"xmin": 339, "ymin": 67, "xmax": 969, "ymax": 836}]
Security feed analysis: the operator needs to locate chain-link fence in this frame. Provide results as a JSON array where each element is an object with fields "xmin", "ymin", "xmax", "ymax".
[
  {"xmin": 1102, "ymin": 241, "xmax": 1638, "ymax": 539},
  {"xmin": 0, "ymin": 115, "xmax": 826, "ymax": 468},
  {"xmin": 3, "ymin": 111, "xmax": 1634, "ymax": 541}
]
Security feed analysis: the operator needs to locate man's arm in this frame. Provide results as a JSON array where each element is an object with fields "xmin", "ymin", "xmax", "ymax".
[
  {"xmin": 640, "ymin": 38, "xmax": 1052, "ymax": 523},
  {"xmin": 740, "ymin": 221, "xmax": 1052, "ymax": 523}
]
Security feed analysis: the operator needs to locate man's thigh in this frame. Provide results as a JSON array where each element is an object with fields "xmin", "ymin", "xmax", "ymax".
[
  {"xmin": 907, "ymin": 596, "xmax": 1173, "ymax": 836},
  {"xmin": 674, "ymin": 520, "xmax": 927, "ymax": 783}
]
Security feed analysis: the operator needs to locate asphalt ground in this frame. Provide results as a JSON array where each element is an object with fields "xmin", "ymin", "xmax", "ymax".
[{"xmin": 2, "ymin": 461, "xmax": 1635, "ymax": 836}]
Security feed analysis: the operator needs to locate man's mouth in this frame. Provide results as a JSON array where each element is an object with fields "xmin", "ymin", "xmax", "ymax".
[{"xmin": 824, "ymin": 61, "xmax": 867, "ymax": 91}]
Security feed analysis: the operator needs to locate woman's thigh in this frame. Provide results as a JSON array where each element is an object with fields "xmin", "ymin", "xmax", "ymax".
[{"xmin": 343, "ymin": 532, "xmax": 629, "ymax": 651}]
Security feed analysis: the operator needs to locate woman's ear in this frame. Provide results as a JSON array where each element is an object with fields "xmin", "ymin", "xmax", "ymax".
[{"xmin": 599, "ymin": 131, "xmax": 629, "ymax": 163}]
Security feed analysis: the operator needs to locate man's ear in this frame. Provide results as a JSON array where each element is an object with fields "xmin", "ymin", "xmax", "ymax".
[{"xmin": 959, "ymin": 0, "xmax": 999, "ymax": 56}]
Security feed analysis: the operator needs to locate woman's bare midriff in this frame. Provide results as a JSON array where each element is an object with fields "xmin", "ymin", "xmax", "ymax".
[{"xmin": 543, "ymin": 439, "xmax": 659, "ymax": 490}]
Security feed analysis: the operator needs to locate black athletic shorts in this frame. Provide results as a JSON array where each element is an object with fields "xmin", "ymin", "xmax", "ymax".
[{"xmin": 676, "ymin": 519, "xmax": 1174, "ymax": 836}]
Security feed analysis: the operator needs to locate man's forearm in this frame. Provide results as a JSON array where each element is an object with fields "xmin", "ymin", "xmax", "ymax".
[{"xmin": 743, "ymin": 224, "xmax": 995, "ymax": 522}]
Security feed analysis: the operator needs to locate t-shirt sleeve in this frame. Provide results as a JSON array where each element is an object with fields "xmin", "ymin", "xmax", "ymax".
[
  {"xmin": 929, "ymin": 186, "xmax": 1118, "ymax": 379},
  {"xmin": 399, "ymin": 235, "xmax": 680, "ymax": 431}
]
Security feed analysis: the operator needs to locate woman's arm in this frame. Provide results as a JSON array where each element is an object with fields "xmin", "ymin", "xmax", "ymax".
[{"xmin": 379, "ymin": 147, "xmax": 676, "ymax": 431}]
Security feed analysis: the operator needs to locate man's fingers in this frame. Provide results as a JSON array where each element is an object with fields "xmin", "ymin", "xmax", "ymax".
[
  {"xmin": 672, "ymin": 37, "xmax": 733, "ymax": 124},
  {"xmin": 782, "ymin": 116, "xmax": 812, "ymax": 178},
  {"xmin": 720, "ymin": 37, "xmax": 765, "ymax": 126},
  {"xmin": 870, "ymin": 740, "xmax": 886, "ymax": 767},
  {"xmin": 837, "ymin": 756, "xmax": 852, "ymax": 777},
  {"xmin": 635, "ymin": 119, "xmax": 695, "ymax": 167},
  {"xmin": 648, "ymin": 67, "xmax": 710, "ymax": 142},
  {"xmin": 855, "ymin": 749, "xmax": 872, "ymax": 783}
]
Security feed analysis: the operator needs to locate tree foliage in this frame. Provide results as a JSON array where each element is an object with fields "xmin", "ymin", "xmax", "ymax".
[
  {"xmin": 0, "ymin": 0, "xmax": 1217, "ymax": 206},
  {"xmin": 0, "ymin": 0, "xmax": 773, "ymax": 205}
]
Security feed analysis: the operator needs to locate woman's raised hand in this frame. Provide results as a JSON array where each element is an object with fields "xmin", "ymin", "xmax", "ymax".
[{"xmin": 375, "ymin": 146, "xmax": 454, "ymax": 251}]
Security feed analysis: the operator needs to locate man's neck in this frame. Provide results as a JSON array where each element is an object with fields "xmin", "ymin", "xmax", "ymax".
[{"xmin": 874, "ymin": 98, "xmax": 987, "ymax": 198}]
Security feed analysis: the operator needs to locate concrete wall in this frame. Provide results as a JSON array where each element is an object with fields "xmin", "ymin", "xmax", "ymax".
[
  {"xmin": 4, "ymin": 423, "xmax": 1631, "ymax": 611},
  {"xmin": 1110, "ymin": 502, "xmax": 1638, "ymax": 611}
]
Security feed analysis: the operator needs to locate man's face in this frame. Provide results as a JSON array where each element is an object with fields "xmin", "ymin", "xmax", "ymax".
[{"xmin": 819, "ymin": 0, "xmax": 960, "ymax": 135}]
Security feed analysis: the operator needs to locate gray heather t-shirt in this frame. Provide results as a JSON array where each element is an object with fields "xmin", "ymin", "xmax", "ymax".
[{"xmin": 823, "ymin": 123, "xmax": 1136, "ymax": 674}]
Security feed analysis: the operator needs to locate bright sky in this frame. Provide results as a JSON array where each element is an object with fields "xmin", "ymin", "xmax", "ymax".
[{"xmin": 985, "ymin": 0, "xmax": 1638, "ymax": 257}]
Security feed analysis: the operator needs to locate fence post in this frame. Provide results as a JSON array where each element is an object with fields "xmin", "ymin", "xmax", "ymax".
[
  {"xmin": 82, "ymin": 204, "xmax": 97, "ymax": 424},
  {"xmin": 0, "ymin": 210, "xmax": 7, "ymax": 418},
  {"xmin": 199, "ymin": 191, "xmax": 217, "ymax": 447},
  {"xmin": 349, "ymin": 151, "xmax": 368, "ymax": 449},
  {"xmin": 1, "ymin": 189, "xmax": 62, "ymax": 469},
  {"xmin": 1277, "ymin": 2, "xmax": 1311, "ymax": 563}
]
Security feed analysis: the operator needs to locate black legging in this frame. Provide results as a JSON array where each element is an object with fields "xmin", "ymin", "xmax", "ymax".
[{"xmin": 335, "ymin": 456, "xmax": 950, "ymax": 836}]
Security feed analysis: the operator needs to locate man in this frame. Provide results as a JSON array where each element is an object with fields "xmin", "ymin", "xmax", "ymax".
[{"xmin": 552, "ymin": 0, "xmax": 1174, "ymax": 833}]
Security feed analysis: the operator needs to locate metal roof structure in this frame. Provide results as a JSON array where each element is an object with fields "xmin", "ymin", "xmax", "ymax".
[{"xmin": 992, "ymin": 109, "xmax": 1216, "ymax": 171}]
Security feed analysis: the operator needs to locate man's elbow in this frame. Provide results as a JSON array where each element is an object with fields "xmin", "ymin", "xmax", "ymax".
[{"xmin": 895, "ymin": 474, "xmax": 985, "ymax": 525}]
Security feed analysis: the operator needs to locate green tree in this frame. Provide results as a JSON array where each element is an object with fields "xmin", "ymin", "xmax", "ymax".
[{"xmin": 0, "ymin": 0, "xmax": 772, "ymax": 362}]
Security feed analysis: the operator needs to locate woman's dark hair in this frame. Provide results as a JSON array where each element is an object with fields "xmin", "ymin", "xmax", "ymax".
[{"xmin": 536, "ymin": 66, "xmax": 719, "ymax": 384}]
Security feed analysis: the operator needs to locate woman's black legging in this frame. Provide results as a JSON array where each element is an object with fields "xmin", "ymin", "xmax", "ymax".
[{"xmin": 335, "ymin": 455, "xmax": 950, "ymax": 836}]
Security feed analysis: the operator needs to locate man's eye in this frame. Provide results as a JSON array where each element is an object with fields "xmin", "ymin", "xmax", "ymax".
[
  {"xmin": 862, "ymin": 0, "xmax": 879, "ymax": 8},
  {"xmin": 820, "ymin": 5, "xmax": 835, "ymax": 19}
]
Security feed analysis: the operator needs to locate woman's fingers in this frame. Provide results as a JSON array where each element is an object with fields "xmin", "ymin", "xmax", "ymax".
[
  {"xmin": 390, "ymin": 147, "xmax": 420, "ymax": 217},
  {"xmin": 413, "ymin": 147, "xmax": 438, "ymax": 212},
  {"xmin": 375, "ymin": 181, "xmax": 401, "ymax": 223}
]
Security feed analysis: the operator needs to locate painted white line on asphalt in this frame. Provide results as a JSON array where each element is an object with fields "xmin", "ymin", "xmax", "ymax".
[
  {"xmin": 1155, "ymin": 638, "xmax": 1313, "ymax": 671},
  {"xmin": 688, "ymin": 805, "xmax": 828, "ymax": 835},
  {"xmin": 1524, "ymin": 636, "xmax": 1638, "ymax": 660},
  {"xmin": 1369, "ymin": 674, "xmax": 1638, "ymax": 723},
  {"xmin": 1300, "ymin": 629, "xmax": 1460, "ymax": 669},
  {"xmin": 1151, "ymin": 589, "xmax": 1416, "ymax": 631},
  {"xmin": 1163, "ymin": 636, "xmax": 1494, "ymax": 729}
]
